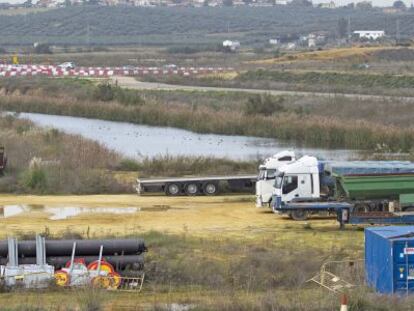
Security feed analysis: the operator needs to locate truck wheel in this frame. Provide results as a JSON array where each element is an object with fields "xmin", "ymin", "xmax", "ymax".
[
  {"xmin": 203, "ymin": 182, "xmax": 218, "ymax": 196},
  {"xmin": 165, "ymin": 183, "xmax": 181, "ymax": 196},
  {"xmin": 290, "ymin": 210, "xmax": 308, "ymax": 221},
  {"xmin": 185, "ymin": 183, "xmax": 199, "ymax": 196}
]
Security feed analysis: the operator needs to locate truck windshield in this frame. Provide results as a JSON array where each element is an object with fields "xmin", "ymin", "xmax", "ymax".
[
  {"xmin": 274, "ymin": 173, "xmax": 284, "ymax": 189},
  {"xmin": 266, "ymin": 169, "xmax": 276, "ymax": 180}
]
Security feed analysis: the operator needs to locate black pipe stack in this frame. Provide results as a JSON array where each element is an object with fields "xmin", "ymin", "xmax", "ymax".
[{"xmin": 0, "ymin": 238, "xmax": 147, "ymax": 271}]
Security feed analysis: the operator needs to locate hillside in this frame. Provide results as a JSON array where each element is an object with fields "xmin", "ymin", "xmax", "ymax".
[{"xmin": 0, "ymin": 6, "xmax": 413, "ymax": 46}]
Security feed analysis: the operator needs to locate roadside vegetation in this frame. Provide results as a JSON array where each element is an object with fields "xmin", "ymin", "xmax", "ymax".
[{"xmin": 1, "ymin": 78, "xmax": 414, "ymax": 152}]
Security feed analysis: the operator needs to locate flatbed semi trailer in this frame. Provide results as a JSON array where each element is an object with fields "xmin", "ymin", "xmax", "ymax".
[{"xmin": 136, "ymin": 174, "xmax": 257, "ymax": 196}]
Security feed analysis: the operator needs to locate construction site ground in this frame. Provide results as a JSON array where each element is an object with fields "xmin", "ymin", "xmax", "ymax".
[{"xmin": 0, "ymin": 194, "xmax": 364, "ymax": 309}]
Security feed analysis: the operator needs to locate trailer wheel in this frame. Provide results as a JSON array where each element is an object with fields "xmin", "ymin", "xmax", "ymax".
[
  {"xmin": 290, "ymin": 210, "xmax": 308, "ymax": 221},
  {"xmin": 185, "ymin": 183, "xmax": 199, "ymax": 196},
  {"xmin": 203, "ymin": 182, "xmax": 218, "ymax": 196},
  {"xmin": 165, "ymin": 183, "xmax": 181, "ymax": 196}
]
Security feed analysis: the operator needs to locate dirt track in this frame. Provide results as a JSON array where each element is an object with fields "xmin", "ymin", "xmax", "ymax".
[{"xmin": 113, "ymin": 76, "xmax": 414, "ymax": 102}]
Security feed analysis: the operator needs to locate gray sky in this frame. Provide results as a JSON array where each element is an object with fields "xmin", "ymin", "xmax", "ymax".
[{"xmin": 0, "ymin": 0, "xmax": 412, "ymax": 6}]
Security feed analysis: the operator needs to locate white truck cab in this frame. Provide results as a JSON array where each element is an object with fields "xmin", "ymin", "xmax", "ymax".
[
  {"xmin": 273, "ymin": 156, "xmax": 321, "ymax": 218},
  {"xmin": 256, "ymin": 150, "xmax": 296, "ymax": 207}
]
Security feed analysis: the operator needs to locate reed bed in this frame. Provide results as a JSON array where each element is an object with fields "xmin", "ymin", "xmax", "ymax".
[
  {"xmin": 0, "ymin": 115, "xmax": 127, "ymax": 194},
  {"xmin": 123, "ymin": 155, "xmax": 258, "ymax": 177}
]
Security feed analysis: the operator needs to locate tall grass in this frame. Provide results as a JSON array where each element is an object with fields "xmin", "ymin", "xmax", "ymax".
[
  {"xmin": 118, "ymin": 155, "xmax": 258, "ymax": 177},
  {"xmin": 0, "ymin": 115, "xmax": 129, "ymax": 194}
]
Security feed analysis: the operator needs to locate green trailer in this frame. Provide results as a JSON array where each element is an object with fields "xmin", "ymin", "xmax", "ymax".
[{"xmin": 337, "ymin": 174, "xmax": 414, "ymax": 202}]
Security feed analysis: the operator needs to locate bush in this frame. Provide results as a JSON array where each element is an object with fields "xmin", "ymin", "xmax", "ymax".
[
  {"xmin": 117, "ymin": 159, "xmax": 141, "ymax": 171},
  {"xmin": 94, "ymin": 83, "xmax": 144, "ymax": 105},
  {"xmin": 22, "ymin": 166, "xmax": 47, "ymax": 192},
  {"xmin": 93, "ymin": 83, "xmax": 115, "ymax": 101},
  {"xmin": 243, "ymin": 94, "xmax": 286, "ymax": 115}
]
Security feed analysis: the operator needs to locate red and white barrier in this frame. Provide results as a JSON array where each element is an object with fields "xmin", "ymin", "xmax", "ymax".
[{"xmin": 0, "ymin": 64, "xmax": 233, "ymax": 78}]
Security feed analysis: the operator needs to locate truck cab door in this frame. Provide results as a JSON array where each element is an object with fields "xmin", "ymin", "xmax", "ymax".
[
  {"xmin": 298, "ymin": 174, "xmax": 312, "ymax": 198},
  {"xmin": 282, "ymin": 175, "xmax": 299, "ymax": 202}
]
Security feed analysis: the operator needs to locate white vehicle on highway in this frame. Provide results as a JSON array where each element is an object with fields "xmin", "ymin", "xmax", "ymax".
[
  {"xmin": 255, "ymin": 150, "xmax": 296, "ymax": 208},
  {"xmin": 58, "ymin": 62, "xmax": 75, "ymax": 70}
]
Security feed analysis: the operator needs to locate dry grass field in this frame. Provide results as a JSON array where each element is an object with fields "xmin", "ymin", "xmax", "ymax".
[
  {"xmin": 0, "ymin": 194, "xmax": 369, "ymax": 310},
  {"xmin": 0, "ymin": 194, "xmax": 355, "ymax": 244},
  {"xmin": 250, "ymin": 46, "xmax": 396, "ymax": 65}
]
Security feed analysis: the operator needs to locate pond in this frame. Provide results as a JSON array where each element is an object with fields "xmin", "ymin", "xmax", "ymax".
[{"xmin": 18, "ymin": 112, "xmax": 356, "ymax": 160}]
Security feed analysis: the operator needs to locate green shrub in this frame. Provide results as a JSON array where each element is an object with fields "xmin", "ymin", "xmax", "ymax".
[
  {"xmin": 243, "ymin": 94, "xmax": 286, "ymax": 116},
  {"xmin": 117, "ymin": 159, "xmax": 142, "ymax": 171},
  {"xmin": 93, "ymin": 83, "xmax": 115, "ymax": 102},
  {"xmin": 22, "ymin": 166, "xmax": 47, "ymax": 192}
]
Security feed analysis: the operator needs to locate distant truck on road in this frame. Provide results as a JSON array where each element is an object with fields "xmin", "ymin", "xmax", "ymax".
[{"xmin": 0, "ymin": 146, "xmax": 7, "ymax": 175}]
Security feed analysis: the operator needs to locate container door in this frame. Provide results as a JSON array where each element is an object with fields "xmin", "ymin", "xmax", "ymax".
[{"xmin": 393, "ymin": 240, "xmax": 414, "ymax": 294}]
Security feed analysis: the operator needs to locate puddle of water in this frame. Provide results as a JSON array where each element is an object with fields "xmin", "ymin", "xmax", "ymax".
[
  {"xmin": 0, "ymin": 205, "xmax": 28, "ymax": 218},
  {"xmin": 45, "ymin": 206, "xmax": 139, "ymax": 220},
  {"xmin": 0, "ymin": 204, "xmax": 139, "ymax": 220},
  {"xmin": 140, "ymin": 205, "xmax": 172, "ymax": 212}
]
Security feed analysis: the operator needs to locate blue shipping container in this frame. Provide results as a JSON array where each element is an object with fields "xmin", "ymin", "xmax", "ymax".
[{"xmin": 365, "ymin": 226, "xmax": 414, "ymax": 294}]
